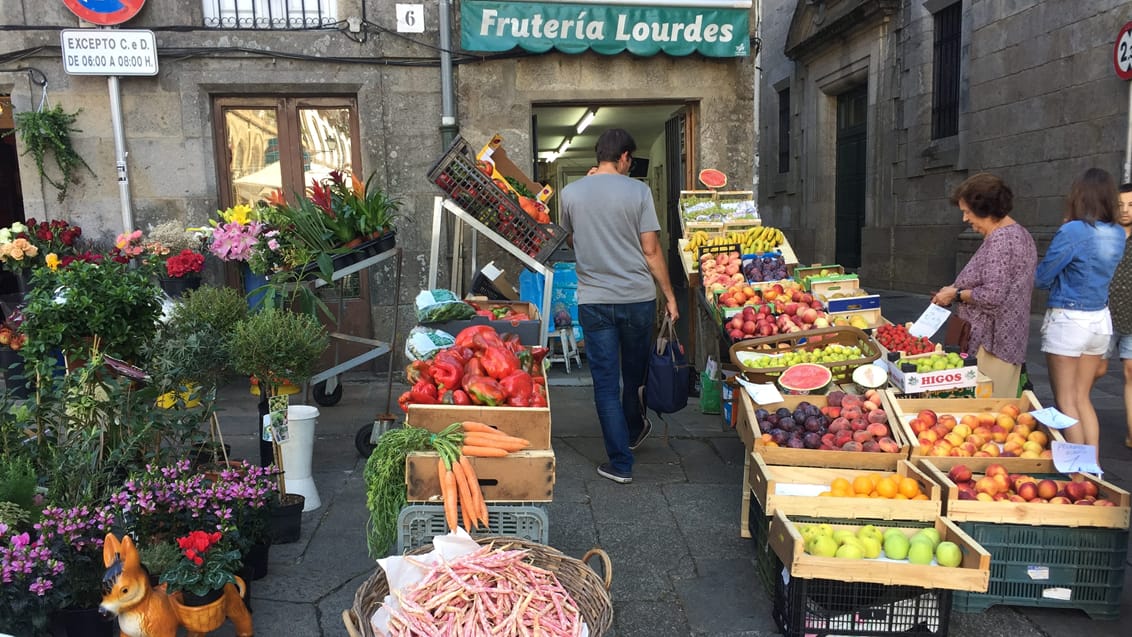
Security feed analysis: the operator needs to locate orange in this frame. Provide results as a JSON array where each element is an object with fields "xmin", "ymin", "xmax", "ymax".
[
  {"xmin": 830, "ymin": 477, "xmax": 852, "ymax": 497},
  {"xmin": 898, "ymin": 477, "xmax": 921, "ymax": 499},
  {"xmin": 875, "ymin": 477, "xmax": 898, "ymax": 499},
  {"xmin": 913, "ymin": 493, "xmax": 929, "ymax": 500},
  {"xmin": 818, "ymin": 491, "xmax": 832, "ymax": 497},
  {"xmin": 852, "ymin": 475, "xmax": 874, "ymax": 495},
  {"xmin": 893, "ymin": 493, "xmax": 909, "ymax": 500},
  {"xmin": 867, "ymin": 473, "xmax": 884, "ymax": 489}
]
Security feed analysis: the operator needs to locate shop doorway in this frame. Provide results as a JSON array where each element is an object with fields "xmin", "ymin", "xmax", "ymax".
[
  {"xmin": 531, "ymin": 101, "xmax": 694, "ymax": 260},
  {"xmin": 0, "ymin": 95, "xmax": 25, "ymax": 297},
  {"xmin": 835, "ymin": 84, "xmax": 867, "ymax": 269}
]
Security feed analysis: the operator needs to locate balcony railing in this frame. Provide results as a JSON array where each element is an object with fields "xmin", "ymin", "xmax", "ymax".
[{"xmin": 203, "ymin": 0, "xmax": 338, "ymax": 30}]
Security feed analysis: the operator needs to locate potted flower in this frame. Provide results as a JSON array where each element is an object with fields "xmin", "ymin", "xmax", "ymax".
[
  {"xmin": 160, "ymin": 530, "xmax": 242, "ymax": 605},
  {"xmin": 35, "ymin": 503, "xmax": 117, "ymax": 624},
  {"xmin": 1, "ymin": 520, "xmax": 66, "ymax": 636},
  {"xmin": 329, "ymin": 170, "xmax": 401, "ymax": 249}
]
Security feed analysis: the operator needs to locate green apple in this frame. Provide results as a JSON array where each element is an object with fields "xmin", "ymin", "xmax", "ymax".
[
  {"xmin": 907, "ymin": 541, "xmax": 934, "ymax": 565},
  {"xmin": 915, "ymin": 528, "xmax": 941, "ymax": 546},
  {"xmin": 935, "ymin": 541, "xmax": 963, "ymax": 567},
  {"xmin": 817, "ymin": 523, "xmax": 835, "ymax": 538},
  {"xmin": 859, "ymin": 536, "xmax": 882, "ymax": 559},
  {"xmin": 835, "ymin": 543, "xmax": 864, "ymax": 559},
  {"xmin": 883, "ymin": 527, "xmax": 907, "ymax": 541},
  {"xmin": 806, "ymin": 535, "xmax": 839, "ymax": 558},
  {"xmin": 883, "ymin": 534, "xmax": 910, "ymax": 560},
  {"xmin": 833, "ymin": 529, "xmax": 857, "ymax": 545},
  {"xmin": 857, "ymin": 525, "xmax": 883, "ymax": 543},
  {"xmin": 799, "ymin": 525, "xmax": 818, "ymax": 542}
]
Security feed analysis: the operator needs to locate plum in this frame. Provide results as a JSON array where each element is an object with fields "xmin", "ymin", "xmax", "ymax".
[
  {"xmin": 769, "ymin": 428, "xmax": 788, "ymax": 445},
  {"xmin": 765, "ymin": 413, "xmax": 779, "ymax": 426},
  {"xmin": 785, "ymin": 436, "xmax": 806, "ymax": 449},
  {"xmin": 803, "ymin": 432, "xmax": 822, "ymax": 449},
  {"xmin": 792, "ymin": 408, "xmax": 807, "ymax": 424},
  {"xmin": 758, "ymin": 419, "xmax": 774, "ymax": 434},
  {"xmin": 755, "ymin": 408, "xmax": 770, "ymax": 420},
  {"xmin": 826, "ymin": 391, "xmax": 846, "ymax": 407},
  {"xmin": 803, "ymin": 416, "xmax": 823, "ymax": 433},
  {"xmin": 775, "ymin": 407, "xmax": 792, "ymax": 420}
]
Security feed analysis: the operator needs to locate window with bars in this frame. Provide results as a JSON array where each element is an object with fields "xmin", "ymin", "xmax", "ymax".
[
  {"xmin": 203, "ymin": 0, "xmax": 338, "ymax": 30},
  {"xmin": 777, "ymin": 87, "xmax": 791, "ymax": 173},
  {"xmin": 931, "ymin": 2, "xmax": 961, "ymax": 139}
]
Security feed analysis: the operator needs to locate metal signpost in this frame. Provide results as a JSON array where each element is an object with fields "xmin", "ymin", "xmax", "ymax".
[
  {"xmin": 1115, "ymin": 20, "xmax": 1132, "ymax": 183},
  {"xmin": 59, "ymin": 0, "xmax": 154, "ymax": 234}
]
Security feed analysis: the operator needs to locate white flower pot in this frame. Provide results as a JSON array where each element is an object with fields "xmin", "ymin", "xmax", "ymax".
[{"xmin": 275, "ymin": 405, "xmax": 321, "ymax": 511}]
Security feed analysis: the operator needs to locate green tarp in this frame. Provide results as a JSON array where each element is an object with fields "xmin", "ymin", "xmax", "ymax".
[{"xmin": 461, "ymin": 0, "xmax": 751, "ymax": 58}]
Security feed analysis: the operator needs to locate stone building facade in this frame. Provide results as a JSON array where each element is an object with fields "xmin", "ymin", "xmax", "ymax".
[
  {"xmin": 1, "ymin": 1, "xmax": 756, "ymax": 351},
  {"xmin": 757, "ymin": 0, "xmax": 1132, "ymax": 299}
]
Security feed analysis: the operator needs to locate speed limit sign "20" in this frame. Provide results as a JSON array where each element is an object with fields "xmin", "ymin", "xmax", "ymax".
[{"xmin": 1115, "ymin": 21, "xmax": 1132, "ymax": 80}]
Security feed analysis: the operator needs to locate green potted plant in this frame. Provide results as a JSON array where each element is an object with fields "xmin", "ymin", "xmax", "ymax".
[
  {"xmin": 160, "ymin": 530, "xmax": 242, "ymax": 604},
  {"xmin": 4, "ymin": 104, "xmax": 94, "ymax": 202}
]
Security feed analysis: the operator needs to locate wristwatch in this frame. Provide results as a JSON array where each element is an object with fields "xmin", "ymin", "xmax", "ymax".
[{"xmin": 959, "ymin": 290, "xmax": 969, "ymax": 304}]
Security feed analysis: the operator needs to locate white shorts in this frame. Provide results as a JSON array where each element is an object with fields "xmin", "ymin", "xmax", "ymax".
[{"xmin": 1040, "ymin": 308, "xmax": 1112, "ymax": 357}]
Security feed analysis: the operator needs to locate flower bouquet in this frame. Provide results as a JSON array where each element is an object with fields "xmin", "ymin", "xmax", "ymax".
[{"xmin": 204, "ymin": 204, "xmax": 265, "ymax": 264}]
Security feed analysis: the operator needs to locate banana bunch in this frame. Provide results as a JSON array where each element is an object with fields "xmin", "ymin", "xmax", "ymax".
[
  {"xmin": 683, "ymin": 230, "xmax": 715, "ymax": 253},
  {"xmin": 738, "ymin": 225, "xmax": 785, "ymax": 255}
]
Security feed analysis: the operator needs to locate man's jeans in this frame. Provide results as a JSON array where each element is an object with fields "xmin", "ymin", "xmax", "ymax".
[{"xmin": 579, "ymin": 300, "xmax": 655, "ymax": 474}]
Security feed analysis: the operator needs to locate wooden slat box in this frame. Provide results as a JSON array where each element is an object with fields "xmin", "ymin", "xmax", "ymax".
[{"xmin": 405, "ymin": 450, "xmax": 555, "ymax": 502}]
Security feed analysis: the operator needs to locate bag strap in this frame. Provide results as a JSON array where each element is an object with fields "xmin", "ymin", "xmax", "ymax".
[{"xmin": 655, "ymin": 314, "xmax": 683, "ymax": 357}]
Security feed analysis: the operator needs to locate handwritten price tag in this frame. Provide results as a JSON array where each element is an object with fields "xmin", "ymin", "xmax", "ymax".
[
  {"xmin": 1051, "ymin": 441, "xmax": 1102, "ymax": 477},
  {"xmin": 1029, "ymin": 407, "xmax": 1078, "ymax": 430},
  {"xmin": 908, "ymin": 303, "xmax": 951, "ymax": 339}
]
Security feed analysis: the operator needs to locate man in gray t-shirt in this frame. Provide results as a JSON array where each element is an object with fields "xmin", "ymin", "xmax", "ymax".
[{"xmin": 560, "ymin": 128, "xmax": 679, "ymax": 484}]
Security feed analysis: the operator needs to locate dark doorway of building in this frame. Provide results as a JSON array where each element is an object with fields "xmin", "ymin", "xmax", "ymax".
[
  {"xmin": 0, "ymin": 95, "xmax": 26, "ymax": 298},
  {"xmin": 835, "ymin": 84, "xmax": 867, "ymax": 269}
]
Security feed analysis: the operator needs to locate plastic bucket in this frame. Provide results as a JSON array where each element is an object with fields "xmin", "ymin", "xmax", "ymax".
[{"xmin": 277, "ymin": 405, "xmax": 321, "ymax": 511}]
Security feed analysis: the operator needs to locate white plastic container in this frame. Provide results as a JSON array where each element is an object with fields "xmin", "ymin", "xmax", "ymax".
[{"xmin": 275, "ymin": 405, "xmax": 321, "ymax": 511}]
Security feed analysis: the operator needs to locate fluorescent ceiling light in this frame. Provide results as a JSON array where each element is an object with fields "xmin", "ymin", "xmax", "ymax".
[
  {"xmin": 557, "ymin": 138, "xmax": 571, "ymax": 154},
  {"xmin": 575, "ymin": 109, "xmax": 597, "ymax": 135}
]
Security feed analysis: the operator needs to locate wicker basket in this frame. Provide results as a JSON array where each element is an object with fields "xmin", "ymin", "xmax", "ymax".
[
  {"xmin": 169, "ymin": 577, "xmax": 247, "ymax": 633},
  {"xmin": 729, "ymin": 326, "xmax": 880, "ymax": 384},
  {"xmin": 342, "ymin": 536, "xmax": 613, "ymax": 637}
]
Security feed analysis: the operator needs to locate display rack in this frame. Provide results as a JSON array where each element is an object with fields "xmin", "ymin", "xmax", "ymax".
[
  {"xmin": 429, "ymin": 196, "xmax": 555, "ymax": 347},
  {"xmin": 308, "ymin": 245, "xmax": 402, "ymax": 406}
]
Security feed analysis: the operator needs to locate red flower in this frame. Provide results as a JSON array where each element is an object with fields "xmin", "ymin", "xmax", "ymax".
[{"xmin": 165, "ymin": 249, "xmax": 205, "ymax": 278}]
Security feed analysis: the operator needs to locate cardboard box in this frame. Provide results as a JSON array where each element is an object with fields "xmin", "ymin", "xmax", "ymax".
[
  {"xmin": 421, "ymin": 300, "xmax": 541, "ymax": 345},
  {"xmin": 405, "ymin": 450, "xmax": 555, "ymax": 502},
  {"xmin": 472, "ymin": 261, "xmax": 519, "ymax": 300},
  {"xmin": 478, "ymin": 135, "xmax": 553, "ymax": 203},
  {"xmin": 768, "ymin": 511, "xmax": 991, "ymax": 592},
  {"xmin": 885, "ymin": 352, "xmax": 980, "ymax": 394}
]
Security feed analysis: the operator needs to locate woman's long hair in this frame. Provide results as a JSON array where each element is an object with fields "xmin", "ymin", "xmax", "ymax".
[{"xmin": 1066, "ymin": 167, "xmax": 1118, "ymax": 225}]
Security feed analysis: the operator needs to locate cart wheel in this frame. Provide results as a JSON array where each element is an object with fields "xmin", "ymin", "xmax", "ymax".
[
  {"xmin": 313, "ymin": 378, "xmax": 343, "ymax": 406},
  {"xmin": 355, "ymin": 423, "xmax": 377, "ymax": 457}
]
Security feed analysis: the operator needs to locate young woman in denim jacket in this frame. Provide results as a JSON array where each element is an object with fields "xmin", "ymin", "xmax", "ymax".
[{"xmin": 1035, "ymin": 168, "xmax": 1126, "ymax": 447}]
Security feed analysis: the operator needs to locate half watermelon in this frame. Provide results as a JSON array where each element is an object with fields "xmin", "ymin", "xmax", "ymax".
[
  {"xmin": 698, "ymin": 168, "xmax": 727, "ymax": 190},
  {"xmin": 777, "ymin": 363, "xmax": 833, "ymax": 395}
]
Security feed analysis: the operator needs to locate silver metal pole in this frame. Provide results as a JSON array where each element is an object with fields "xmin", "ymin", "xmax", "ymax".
[
  {"xmin": 108, "ymin": 75, "xmax": 133, "ymax": 232},
  {"xmin": 438, "ymin": 0, "xmax": 458, "ymax": 147},
  {"xmin": 1124, "ymin": 80, "xmax": 1132, "ymax": 184}
]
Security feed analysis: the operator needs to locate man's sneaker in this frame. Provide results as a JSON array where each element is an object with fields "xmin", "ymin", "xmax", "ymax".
[
  {"xmin": 597, "ymin": 463, "xmax": 632, "ymax": 484},
  {"xmin": 629, "ymin": 415, "xmax": 653, "ymax": 451}
]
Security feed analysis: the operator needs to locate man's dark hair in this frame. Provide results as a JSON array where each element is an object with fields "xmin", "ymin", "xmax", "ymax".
[
  {"xmin": 1121, "ymin": 182, "xmax": 1132, "ymax": 194},
  {"xmin": 594, "ymin": 128, "xmax": 636, "ymax": 164}
]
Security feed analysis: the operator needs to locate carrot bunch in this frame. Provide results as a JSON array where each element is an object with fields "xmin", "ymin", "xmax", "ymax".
[{"xmin": 432, "ymin": 421, "xmax": 532, "ymax": 532}]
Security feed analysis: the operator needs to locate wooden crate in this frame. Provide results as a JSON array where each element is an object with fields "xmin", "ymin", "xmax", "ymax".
[
  {"xmin": 406, "ymin": 404, "xmax": 551, "ymax": 450},
  {"xmin": 749, "ymin": 455, "xmax": 941, "ymax": 521},
  {"xmin": 741, "ymin": 392, "xmax": 911, "ymax": 470},
  {"xmin": 405, "ymin": 450, "xmax": 555, "ymax": 502},
  {"xmin": 829, "ymin": 307, "xmax": 884, "ymax": 329},
  {"xmin": 883, "ymin": 389, "xmax": 1065, "ymax": 473},
  {"xmin": 768, "ymin": 510, "xmax": 991, "ymax": 592},
  {"xmin": 918, "ymin": 460, "xmax": 1131, "ymax": 529}
]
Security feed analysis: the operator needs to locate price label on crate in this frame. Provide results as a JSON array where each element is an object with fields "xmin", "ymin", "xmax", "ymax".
[
  {"xmin": 1051, "ymin": 441, "xmax": 1102, "ymax": 477},
  {"xmin": 696, "ymin": 242, "xmax": 742, "ymax": 262}
]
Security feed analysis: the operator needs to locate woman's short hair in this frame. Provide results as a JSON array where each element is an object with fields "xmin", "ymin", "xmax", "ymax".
[
  {"xmin": 950, "ymin": 173, "xmax": 1013, "ymax": 220},
  {"xmin": 594, "ymin": 128, "xmax": 636, "ymax": 164},
  {"xmin": 1067, "ymin": 168, "xmax": 1119, "ymax": 224}
]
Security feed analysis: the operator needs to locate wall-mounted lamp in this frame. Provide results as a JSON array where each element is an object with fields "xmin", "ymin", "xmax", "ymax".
[
  {"xmin": 575, "ymin": 108, "xmax": 597, "ymax": 135},
  {"xmin": 557, "ymin": 138, "xmax": 571, "ymax": 155}
]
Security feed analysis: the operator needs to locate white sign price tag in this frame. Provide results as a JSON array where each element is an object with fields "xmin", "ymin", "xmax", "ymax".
[
  {"xmin": 396, "ymin": 4, "xmax": 425, "ymax": 33},
  {"xmin": 1029, "ymin": 407, "xmax": 1077, "ymax": 430},
  {"xmin": 908, "ymin": 303, "xmax": 951, "ymax": 339},
  {"xmin": 737, "ymin": 377, "xmax": 784, "ymax": 405},
  {"xmin": 1050, "ymin": 441, "xmax": 1102, "ymax": 477}
]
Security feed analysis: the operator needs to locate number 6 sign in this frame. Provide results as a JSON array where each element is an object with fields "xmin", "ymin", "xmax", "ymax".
[{"xmin": 1115, "ymin": 21, "xmax": 1132, "ymax": 80}]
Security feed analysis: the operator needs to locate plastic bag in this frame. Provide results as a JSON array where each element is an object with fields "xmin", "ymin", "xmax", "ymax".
[
  {"xmin": 415, "ymin": 289, "xmax": 476, "ymax": 323},
  {"xmin": 404, "ymin": 326, "xmax": 456, "ymax": 361},
  {"xmin": 699, "ymin": 357, "xmax": 722, "ymax": 415}
]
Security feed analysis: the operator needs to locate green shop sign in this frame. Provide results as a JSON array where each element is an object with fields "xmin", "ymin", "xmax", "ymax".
[{"xmin": 461, "ymin": 0, "xmax": 751, "ymax": 58}]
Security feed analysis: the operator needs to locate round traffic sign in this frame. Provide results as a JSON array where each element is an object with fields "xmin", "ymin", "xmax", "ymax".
[
  {"xmin": 1115, "ymin": 20, "xmax": 1132, "ymax": 80},
  {"xmin": 63, "ymin": 0, "xmax": 146, "ymax": 27}
]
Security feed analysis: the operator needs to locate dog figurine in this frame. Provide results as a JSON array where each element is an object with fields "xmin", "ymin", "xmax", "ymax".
[{"xmin": 100, "ymin": 532, "xmax": 253, "ymax": 637}]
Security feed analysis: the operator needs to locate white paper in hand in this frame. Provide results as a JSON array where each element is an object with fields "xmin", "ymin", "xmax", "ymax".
[
  {"xmin": 908, "ymin": 303, "xmax": 952, "ymax": 339},
  {"xmin": 1051, "ymin": 441, "xmax": 1102, "ymax": 477},
  {"xmin": 1029, "ymin": 407, "xmax": 1078, "ymax": 430}
]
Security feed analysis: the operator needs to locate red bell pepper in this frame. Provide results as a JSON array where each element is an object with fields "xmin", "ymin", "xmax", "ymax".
[
  {"xmin": 404, "ymin": 360, "xmax": 433, "ymax": 385},
  {"xmin": 475, "ymin": 309, "xmax": 494, "ymax": 318},
  {"xmin": 499, "ymin": 370, "xmax": 533, "ymax": 401},
  {"xmin": 506, "ymin": 392, "xmax": 531, "ymax": 407},
  {"xmin": 530, "ymin": 383, "xmax": 548, "ymax": 408},
  {"xmin": 451, "ymin": 389, "xmax": 472, "ymax": 405},
  {"xmin": 430, "ymin": 353, "xmax": 464, "ymax": 391},
  {"xmin": 397, "ymin": 390, "xmax": 413, "ymax": 412},
  {"xmin": 480, "ymin": 345, "xmax": 521, "ymax": 380},
  {"xmin": 455, "ymin": 325, "xmax": 502, "ymax": 350},
  {"xmin": 501, "ymin": 333, "xmax": 525, "ymax": 354},
  {"xmin": 440, "ymin": 390, "xmax": 455, "ymax": 404},
  {"xmin": 409, "ymin": 380, "xmax": 439, "ymax": 404},
  {"xmin": 465, "ymin": 376, "xmax": 506, "ymax": 406}
]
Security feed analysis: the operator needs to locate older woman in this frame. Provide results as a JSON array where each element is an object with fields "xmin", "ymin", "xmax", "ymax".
[
  {"xmin": 1035, "ymin": 168, "xmax": 1126, "ymax": 447},
  {"xmin": 932, "ymin": 173, "xmax": 1037, "ymax": 397}
]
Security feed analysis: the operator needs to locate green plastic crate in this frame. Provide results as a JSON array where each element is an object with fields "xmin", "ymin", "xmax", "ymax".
[
  {"xmin": 952, "ymin": 521, "xmax": 1128, "ymax": 620},
  {"xmin": 395, "ymin": 503, "xmax": 548, "ymax": 554}
]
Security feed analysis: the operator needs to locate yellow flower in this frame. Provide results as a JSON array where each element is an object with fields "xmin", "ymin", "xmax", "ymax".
[
  {"xmin": 221, "ymin": 204, "xmax": 255, "ymax": 225},
  {"xmin": 46, "ymin": 253, "xmax": 60, "ymax": 271}
]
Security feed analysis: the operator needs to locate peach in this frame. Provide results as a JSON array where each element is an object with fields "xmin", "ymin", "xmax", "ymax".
[
  {"xmin": 1094, "ymin": 499, "xmax": 1116, "ymax": 507},
  {"xmin": 972, "ymin": 425, "xmax": 993, "ymax": 439},
  {"xmin": 867, "ymin": 423, "xmax": 890, "ymax": 438},
  {"xmin": 952, "ymin": 423, "xmax": 972, "ymax": 439},
  {"xmin": 908, "ymin": 417, "xmax": 929, "ymax": 435},
  {"xmin": 1083, "ymin": 480, "xmax": 1099, "ymax": 498},
  {"xmin": 931, "ymin": 424, "xmax": 951, "ymax": 439},
  {"xmin": 958, "ymin": 442, "xmax": 979, "ymax": 456},
  {"xmin": 918, "ymin": 430, "xmax": 939, "ymax": 444},
  {"xmin": 862, "ymin": 400, "xmax": 880, "ymax": 412},
  {"xmin": 999, "ymin": 404, "xmax": 1021, "ymax": 419},
  {"xmin": 975, "ymin": 476, "xmax": 998, "ymax": 495},
  {"xmin": 1039, "ymin": 450, "xmax": 1053, "ymax": 459},
  {"xmin": 995, "ymin": 414, "xmax": 1016, "ymax": 431},
  {"xmin": 1074, "ymin": 499, "xmax": 1095, "ymax": 506},
  {"xmin": 976, "ymin": 412, "xmax": 997, "ymax": 427},
  {"xmin": 853, "ymin": 430, "xmax": 872, "ymax": 443},
  {"xmin": 1019, "ymin": 450, "xmax": 1041, "ymax": 459},
  {"xmin": 990, "ymin": 425, "xmax": 1008, "ymax": 443},
  {"xmin": 973, "ymin": 451, "xmax": 992, "ymax": 457},
  {"xmin": 1027, "ymin": 430, "xmax": 1049, "ymax": 447},
  {"xmin": 841, "ymin": 440, "xmax": 863, "ymax": 452},
  {"xmin": 1013, "ymin": 423, "xmax": 1032, "ymax": 439},
  {"xmin": 944, "ymin": 432, "xmax": 965, "ymax": 448},
  {"xmin": 917, "ymin": 410, "xmax": 938, "ymax": 427},
  {"xmin": 1003, "ymin": 440, "xmax": 1024, "ymax": 455},
  {"xmin": 1048, "ymin": 496, "xmax": 1072, "ymax": 505},
  {"xmin": 1017, "ymin": 481, "xmax": 1039, "ymax": 501},
  {"xmin": 979, "ymin": 443, "xmax": 1001, "ymax": 457},
  {"xmin": 1036, "ymin": 479, "xmax": 1058, "ymax": 500},
  {"xmin": 948, "ymin": 465, "xmax": 973, "ymax": 483},
  {"xmin": 930, "ymin": 444, "xmax": 953, "ymax": 457},
  {"xmin": 867, "ymin": 409, "xmax": 888, "ymax": 425},
  {"xmin": 960, "ymin": 414, "xmax": 980, "ymax": 428},
  {"xmin": 975, "ymin": 492, "xmax": 995, "ymax": 502},
  {"xmin": 1064, "ymin": 481, "xmax": 1088, "ymax": 502},
  {"xmin": 984, "ymin": 464, "xmax": 1008, "ymax": 479},
  {"xmin": 991, "ymin": 474, "xmax": 1011, "ymax": 494},
  {"xmin": 877, "ymin": 437, "xmax": 901, "ymax": 453},
  {"xmin": 1016, "ymin": 412, "xmax": 1036, "ymax": 427},
  {"xmin": 1008, "ymin": 494, "xmax": 1028, "ymax": 503},
  {"xmin": 1021, "ymin": 440, "xmax": 1043, "ymax": 455},
  {"xmin": 939, "ymin": 414, "xmax": 958, "ymax": 430}
]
